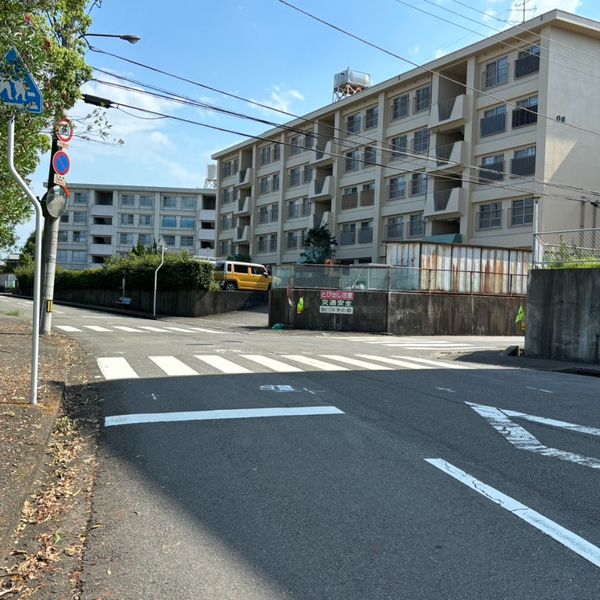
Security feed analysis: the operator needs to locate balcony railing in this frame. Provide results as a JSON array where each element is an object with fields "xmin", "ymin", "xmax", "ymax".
[
  {"xmin": 341, "ymin": 192, "xmax": 358, "ymax": 210},
  {"xmin": 387, "ymin": 185, "xmax": 406, "ymax": 201},
  {"xmin": 386, "ymin": 222, "xmax": 404, "ymax": 240},
  {"xmin": 512, "ymin": 106, "xmax": 538, "ymax": 128},
  {"xmin": 357, "ymin": 227, "xmax": 373, "ymax": 244},
  {"xmin": 480, "ymin": 113, "xmax": 506, "ymax": 137},
  {"xmin": 433, "ymin": 190, "xmax": 453, "ymax": 211},
  {"xmin": 511, "ymin": 155, "xmax": 536, "ymax": 177},
  {"xmin": 360, "ymin": 189, "xmax": 375, "ymax": 206},
  {"xmin": 515, "ymin": 53, "xmax": 540, "ymax": 78},
  {"xmin": 339, "ymin": 230, "xmax": 356, "ymax": 245},
  {"xmin": 437, "ymin": 97, "xmax": 457, "ymax": 121},
  {"xmin": 479, "ymin": 161, "xmax": 505, "ymax": 182}
]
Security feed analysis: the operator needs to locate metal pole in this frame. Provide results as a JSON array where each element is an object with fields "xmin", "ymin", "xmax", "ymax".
[
  {"xmin": 153, "ymin": 244, "xmax": 165, "ymax": 318},
  {"xmin": 7, "ymin": 117, "xmax": 42, "ymax": 404},
  {"xmin": 532, "ymin": 197, "xmax": 540, "ymax": 266}
]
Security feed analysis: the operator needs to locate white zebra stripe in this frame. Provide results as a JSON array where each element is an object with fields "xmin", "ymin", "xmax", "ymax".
[
  {"xmin": 97, "ymin": 357, "xmax": 139, "ymax": 380},
  {"xmin": 149, "ymin": 356, "xmax": 198, "ymax": 376},
  {"xmin": 194, "ymin": 355, "xmax": 252, "ymax": 374},
  {"xmin": 241, "ymin": 354, "xmax": 304, "ymax": 372}
]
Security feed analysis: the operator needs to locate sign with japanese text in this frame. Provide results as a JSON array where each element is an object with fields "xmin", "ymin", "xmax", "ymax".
[{"xmin": 319, "ymin": 290, "xmax": 354, "ymax": 314}]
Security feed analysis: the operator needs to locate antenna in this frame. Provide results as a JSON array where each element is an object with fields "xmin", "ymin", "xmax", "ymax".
[{"xmin": 512, "ymin": 0, "xmax": 536, "ymax": 23}]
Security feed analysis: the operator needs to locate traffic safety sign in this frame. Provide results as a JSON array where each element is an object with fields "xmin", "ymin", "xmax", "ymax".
[
  {"xmin": 0, "ymin": 48, "xmax": 43, "ymax": 114},
  {"xmin": 55, "ymin": 117, "xmax": 73, "ymax": 143}
]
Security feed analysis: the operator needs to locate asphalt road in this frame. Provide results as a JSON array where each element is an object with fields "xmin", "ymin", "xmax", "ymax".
[{"xmin": 3, "ymin": 297, "xmax": 600, "ymax": 598}]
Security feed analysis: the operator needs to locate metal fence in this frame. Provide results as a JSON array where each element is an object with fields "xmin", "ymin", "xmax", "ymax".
[
  {"xmin": 533, "ymin": 228, "xmax": 600, "ymax": 267},
  {"xmin": 272, "ymin": 264, "xmax": 528, "ymax": 296}
]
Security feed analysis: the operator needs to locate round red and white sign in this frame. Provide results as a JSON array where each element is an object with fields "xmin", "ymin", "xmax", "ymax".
[{"xmin": 55, "ymin": 117, "xmax": 73, "ymax": 143}]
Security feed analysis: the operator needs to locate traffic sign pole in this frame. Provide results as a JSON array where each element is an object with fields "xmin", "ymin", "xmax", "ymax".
[{"xmin": 7, "ymin": 117, "xmax": 42, "ymax": 405}]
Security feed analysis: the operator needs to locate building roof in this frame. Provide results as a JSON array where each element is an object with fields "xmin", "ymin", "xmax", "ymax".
[{"xmin": 67, "ymin": 183, "xmax": 216, "ymax": 194}]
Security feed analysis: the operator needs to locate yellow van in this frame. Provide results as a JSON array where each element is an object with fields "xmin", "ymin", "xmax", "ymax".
[{"xmin": 213, "ymin": 260, "xmax": 272, "ymax": 292}]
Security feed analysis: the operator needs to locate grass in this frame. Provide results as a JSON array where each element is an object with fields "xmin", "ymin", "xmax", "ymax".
[{"xmin": 5, "ymin": 310, "xmax": 21, "ymax": 317}]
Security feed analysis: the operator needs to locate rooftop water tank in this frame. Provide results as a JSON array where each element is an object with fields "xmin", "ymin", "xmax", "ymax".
[{"xmin": 333, "ymin": 69, "xmax": 372, "ymax": 101}]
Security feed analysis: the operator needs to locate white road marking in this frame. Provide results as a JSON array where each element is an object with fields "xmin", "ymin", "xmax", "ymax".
[
  {"xmin": 97, "ymin": 357, "xmax": 139, "ymax": 380},
  {"xmin": 187, "ymin": 327, "xmax": 226, "ymax": 334},
  {"xmin": 113, "ymin": 326, "xmax": 143, "ymax": 332},
  {"xmin": 526, "ymin": 386, "xmax": 553, "ymax": 394},
  {"xmin": 468, "ymin": 402, "xmax": 600, "ymax": 469},
  {"xmin": 105, "ymin": 406, "xmax": 345, "ymax": 427},
  {"xmin": 282, "ymin": 355, "xmax": 349, "ymax": 371},
  {"xmin": 241, "ymin": 354, "xmax": 303, "ymax": 372},
  {"xmin": 138, "ymin": 326, "xmax": 169, "ymax": 332},
  {"xmin": 355, "ymin": 354, "xmax": 434, "ymax": 369},
  {"xmin": 393, "ymin": 356, "xmax": 470, "ymax": 369},
  {"xmin": 194, "ymin": 355, "xmax": 252, "ymax": 374},
  {"xmin": 149, "ymin": 356, "xmax": 198, "ymax": 376},
  {"xmin": 84, "ymin": 325, "xmax": 111, "ymax": 332},
  {"xmin": 426, "ymin": 458, "xmax": 600, "ymax": 569},
  {"xmin": 320, "ymin": 355, "xmax": 392, "ymax": 370},
  {"xmin": 436, "ymin": 387, "xmax": 456, "ymax": 393},
  {"xmin": 383, "ymin": 344, "xmax": 475, "ymax": 349},
  {"xmin": 55, "ymin": 325, "xmax": 81, "ymax": 332},
  {"xmin": 164, "ymin": 326, "xmax": 195, "ymax": 333}
]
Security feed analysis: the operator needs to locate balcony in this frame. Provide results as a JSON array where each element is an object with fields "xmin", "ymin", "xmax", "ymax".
[
  {"xmin": 90, "ymin": 224, "xmax": 113, "ymax": 236},
  {"xmin": 339, "ymin": 230, "xmax": 356, "ymax": 246},
  {"xmin": 198, "ymin": 229, "xmax": 216, "ymax": 241},
  {"xmin": 515, "ymin": 53, "xmax": 540, "ymax": 78},
  {"xmin": 235, "ymin": 195, "xmax": 251, "ymax": 216},
  {"xmin": 385, "ymin": 222, "xmax": 404, "ymax": 241},
  {"xmin": 478, "ymin": 161, "xmax": 505, "ymax": 183},
  {"xmin": 512, "ymin": 106, "xmax": 538, "ymax": 128},
  {"xmin": 235, "ymin": 225, "xmax": 249, "ymax": 242},
  {"xmin": 341, "ymin": 192, "xmax": 358, "ymax": 210},
  {"xmin": 360, "ymin": 189, "xmax": 375, "ymax": 207},
  {"xmin": 234, "ymin": 167, "xmax": 253, "ymax": 188},
  {"xmin": 428, "ymin": 94, "xmax": 469, "ymax": 131},
  {"xmin": 199, "ymin": 209, "xmax": 216, "ymax": 221},
  {"xmin": 89, "ymin": 243, "xmax": 114, "ymax": 256},
  {"xmin": 424, "ymin": 187, "xmax": 465, "ymax": 219},
  {"xmin": 310, "ymin": 175, "xmax": 333, "ymax": 199},
  {"xmin": 310, "ymin": 140, "xmax": 335, "ymax": 166},
  {"xmin": 511, "ymin": 155, "xmax": 536, "ymax": 177},
  {"xmin": 91, "ymin": 204, "xmax": 114, "ymax": 217},
  {"xmin": 309, "ymin": 210, "xmax": 331, "ymax": 229},
  {"xmin": 429, "ymin": 141, "xmax": 466, "ymax": 173},
  {"xmin": 480, "ymin": 113, "xmax": 506, "ymax": 138},
  {"xmin": 357, "ymin": 227, "xmax": 373, "ymax": 244}
]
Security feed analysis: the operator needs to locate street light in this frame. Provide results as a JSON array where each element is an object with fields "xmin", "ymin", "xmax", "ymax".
[
  {"xmin": 153, "ymin": 241, "xmax": 166, "ymax": 318},
  {"xmin": 83, "ymin": 32, "xmax": 141, "ymax": 44}
]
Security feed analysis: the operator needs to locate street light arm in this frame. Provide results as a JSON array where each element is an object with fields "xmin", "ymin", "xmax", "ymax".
[
  {"xmin": 79, "ymin": 32, "xmax": 141, "ymax": 44},
  {"xmin": 83, "ymin": 93, "xmax": 114, "ymax": 108}
]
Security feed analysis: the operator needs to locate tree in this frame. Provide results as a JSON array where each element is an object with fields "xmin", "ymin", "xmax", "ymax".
[
  {"xmin": 18, "ymin": 230, "xmax": 36, "ymax": 266},
  {"xmin": 298, "ymin": 226, "xmax": 337, "ymax": 264},
  {"xmin": 0, "ymin": 0, "xmax": 93, "ymax": 251}
]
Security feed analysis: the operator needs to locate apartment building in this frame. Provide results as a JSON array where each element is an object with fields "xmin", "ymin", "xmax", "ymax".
[
  {"xmin": 212, "ymin": 9, "xmax": 600, "ymax": 266},
  {"xmin": 56, "ymin": 184, "xmax": 216, "ymax": 270}
]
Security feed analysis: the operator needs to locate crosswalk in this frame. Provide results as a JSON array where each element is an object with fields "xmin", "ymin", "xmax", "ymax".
[
  {"xmin": 55, "ymin": 324, "xmax": 225, "ymax": 335},
  {"xmin": 96, "ymin": 352, "xmax": 481, "ymax": 380},
  {"xmin": 325, "ymin": 336, "xmax": 505, "ymax": 351}
]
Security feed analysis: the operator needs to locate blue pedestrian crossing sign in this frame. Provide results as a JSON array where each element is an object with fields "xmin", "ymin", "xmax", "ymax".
[{"xmin": 0, "ymin": 48, "xmax": 43, "ymax": 114}]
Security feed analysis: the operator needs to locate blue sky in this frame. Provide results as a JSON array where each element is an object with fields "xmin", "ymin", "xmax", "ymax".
[{"xmin": 12, "ymin": 0, "xmax": 599, "ymax": 246}]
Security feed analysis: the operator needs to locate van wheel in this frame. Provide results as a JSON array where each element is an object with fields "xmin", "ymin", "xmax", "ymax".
[{"xmin": 224, "ymin": 282, "xmax": 237, "ymax": 291}]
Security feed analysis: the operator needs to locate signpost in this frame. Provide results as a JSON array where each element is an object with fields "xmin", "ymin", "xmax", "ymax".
[
  {"xmin": 319, "ymin": 290, "xmax": 354, "ymax": 314},
  {"xmin": 2, "ymin": 48, "xmax": 44, "ymax": 404}
]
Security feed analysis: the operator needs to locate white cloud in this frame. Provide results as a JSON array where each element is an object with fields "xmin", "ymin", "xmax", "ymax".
[
  {"xmin": 433, "ymin": 48, "xmax": 447, "ymax": 59},
  {"xmin": 410, "ymin": 44, "xmax": 421, "ymax": 57},
  {"xmin": 249, "ymin": 85, "xmax": 304, "ymax": 117},
  {"xmin": 507, "ymin": 0, "xmax": 581, "ymax": 24},
  {"xmin": 483, "ymin": 9, "xmax": 497, "ymax": 23}
]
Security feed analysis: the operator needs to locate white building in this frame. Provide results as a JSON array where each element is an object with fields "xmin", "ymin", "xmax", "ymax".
[
  {"xmin": 212, "ymin": 9, "xmax": 600, "ymax": 266},
  {"xmin": 57, "ymin": 183, "xmax": 216, "ymax": 269}
]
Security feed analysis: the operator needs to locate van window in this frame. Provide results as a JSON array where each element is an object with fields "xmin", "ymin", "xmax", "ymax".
[
  {"xmin": 214, "ymin": 261, "xmax": 225, "ymax": 271},
  {"xmin": 252, "ymin": 266, "xmax": 266, "ymax": 275},
  {"xmin": 234, "ymin": 264, "xmax": 248, "ymax": 273}
]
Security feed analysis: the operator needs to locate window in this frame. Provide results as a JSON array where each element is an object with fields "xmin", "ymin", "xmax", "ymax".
[
  {"xmin": 72, "ymin": 251, "xmax": 86, "ymax": 264},
  {"xmin": 222, "ymin": 214, "xmax": 234, "ymax": 229},
  {"xmin": 222, "ymin": 187, "xmax": 233, "ymax": 204},
  {"xmin": 259, "ymin": 145, "xmax": 271, "ymax": 166},
  {"xmin": 289, "ymin": 166, "xmax": 301, "ymax": 187},
  {"xmin": 180, "ymin": 236, "xmax": 194, "ymax": 247},
  {"xmin": 119, "ymin": 233, "xmax": 134, "ymax": 246},
  {"xmin": 73, "ymin": 212, "xmax": 87, "ymax": 224},
  {"xmin": 160, "ymin": 215, "xmax": 176, "ymax": 228},
  {"xmin": 342, "ymin": 186, "xmax": 358, "ymax": 210},
  {"xmin": 257, "ymin": 236, "xmax": 268, "ymax": 252},
  {"xmin": 258, "ymin": 206, "xmax": 269, "ymax": 224},
  {"xmin": 290, "ymin": 134, "xmax": 302, "ymax": 155},
  {"xmin": 411, "ymin": 172, "xmax": 428, "ymax": 196},
  {"xmin": 303, "ymin": 165, "xmax": 312, "ymax": 184},
  {"xmin": 272, "ymin": 173, "xmax": 280, "ymax": 192},
  {"xmin": 346, "ymin": 112, "xmax": 361, "ymax": 134},
  {"xmin": 58, "ymin": 230, "xmax": 68, "ymax": 242},
  {"xmin": 60, "ymin": 214, "xmax": 69, "ymax": 223},
  {"xmin": 120, "ymin": 213, "xmax": 134, "ymax": 226},
  {"xmin": 390, "ymin": 135, "xmax": 407, "ymax": 160},
  {"xmin": 162, "ymin": 235, "xmax": 176, "ymax": 247},
  {"xmin": 345, "ymin": 149, "xmax": 360, "ymax": 172},
  {"xmin": 339, "ymin": 223, "xmax": 356, "ymax": 245},
  {"xmin": 57, "ymin": 250, "xmax": 68, "ymax": 263},
  {"xmin": 269, "ymin": 233, "xmax": 278, "ymax": 252},
  {"xmin": 485, "ymin": 56, "xmax": 509, "ymax": 88},
  {"xmin": 408, "ymin": 213, "xmax": 425, "ymax": 238},
  {"xmin": 391, "ymin": 93, "xmax": 409, "ymax": 120},
  {"xmin": 72, "ymin": 231, "xmax": 86, "ymax": 243},
  {"xmin": 414, "ymin": 85, "xmax": 431, "ymax": 112},
  {"xmin": 181, "ymin": 197, "xmax": 197, "ymax": 210},
  {"xmin": 162, "ymin": 195, "xmax": 178, "ymax": 209},
  {"xmin": 480, "ymin": 105, "xmax": 506, "ymax": 137},
  {"xmin": 364, "ymin": 106, "xmax": 378, "ymax": 129},
  {"xmin": 479, "ymin": 154, "xmax": 505, "ymax": 182},
  {"xmin": 120, "ymin": 194, "xmax": 135, "ymax": 207},
  {"xmin": 73, "ymin": 192, "xmax": 88, "ymax": 205},
  {"xmin": 363, "ymin": 146, "xmax": 376, "ymax": 166},
  {"xmin": 139, "ymin": 195, "xmax": 154, "ymax": 208},
  {"xmin": 511, "ymin": 197, "xmax": 534, "ymax": 226},
  {"xmin": 273, "ymin": 144, "xmax": 281, "ymax": 161},
  {"xmin": 386, "ymin": 216, "xmax": 404, "ymax": 239},
  {"xmin": 358, "ymin": 221, "xmax": 373, "ymax": 243},
  {"xmin": 259, "ymin": 176, "xmax": 270, "ymax": 195},
  {"xmin": 304, "ymin": 131, "xmax": 315, "ymax": 149},
  {"xmin": 222, "ymin": 158, "xmax": 238, "ymax": 178},
  {"xmin": 138, "ymin": 234, "xmax": 153, "ymax": 246},
  {"xmin": 478, "ymin": 202, "xmax": 502, "ymax": 229},
  {"xmin": 139, "ymin": 214, "xmax": 153, "ymax": 227},
  {"xmin": 515, "ymin": 45, "xmax": 540, "ymax": 78},
  {"xmin": 301, "ymin": 196, "xmax": 311, "ymax": 216},
  {"xmin": 511, "ymin": 146, "xmax": 536, "ymax": 176},
  {"xmin": 288, "ymin": 199, "xmax": 300, "ymax": 219},
  {"xmin": 180, "ymin": 217, "xmax": 195, "ymax": 229},
  {"xmin": 413, "ymin": 128, "xmax": 430, "ymax": 154},
  {"xmin": 286, "ymin": 230, "xmax": 300, "ymax": 250},
  {"xmin": 388, "ymin": 177, "xmax": 406, "ymax": 200},
  {"xmin": 513, "ymin": 95, "xmax": 538, "ymax": 128}
]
